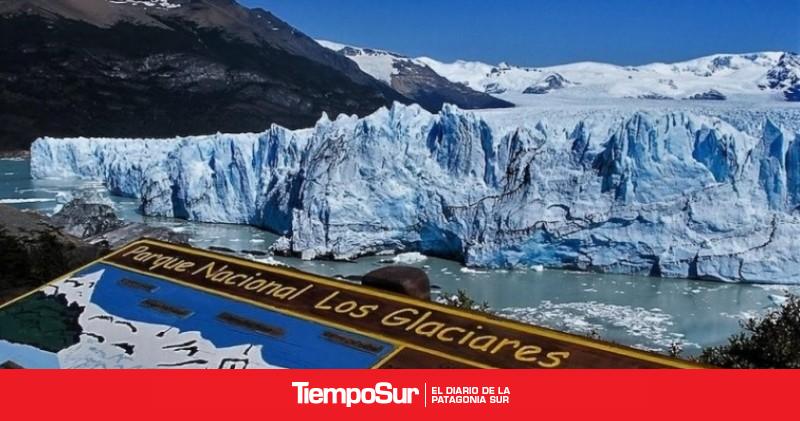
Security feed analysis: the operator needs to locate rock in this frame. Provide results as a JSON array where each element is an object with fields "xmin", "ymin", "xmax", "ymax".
[
  {"xmin": 522, "ymin": 85, "xmax": 551, "ymax": 94},
  {"xmin": 0, "ymin": 199, "xmax": 189, "ymax": 302},
  {"xmin": 0, "ymin": 150, "xmax": 29, "ymax": 159},
  {"xmin": 389, "ymin": 59, "xmax": 514, "ymax": 110},
  {"xmin": 50, "ymin": 199, "xmax": 188, "ymax": 248},
  {"xmin": 686, "ymin": 89, "xmax": 727, "ymax": 100},
  {"xmin": 50, "ymin": 200, "xmax": 125, "ymax": 238},
  {"xmin": 323, "ymin": 42, "xmax": 513, "ymax": 110},
  {"xmin": 542, "ymin": 74, "xmax": 567, "ymax": 89},
  {"xmin": 785, "ymin": 84, "xmax": 800, "ymax": 102},
  {"xmin": 85, "ymin": 224, "xmax": 188, "ymax": 250},
  {"xmin": 637, "ymin": 93, "xmax": 674, "ymax": 100},
  {"xmin": 241, "ymin": 249, "xmax": 268, "ymax": 256},
  {"xmin": 361, "ymin": 266, "xmax": 431, "ymax": 301},
  {"xmin": 484, "ymin": 83, "xmax": 507, "ymax": 94},
  {"xmin": 209, "ymin": 246, "xmax": 237, "ymax": 254},
  {"xmin": 764, "ymin": 52, "xmax": 800, "ymax": 90},
  {"xmin": 0, "ymin": 205, "xmax": 103, "ymax": 303},
  {"xmin": 523, "ymin": 73, "xmax": 568, "ymax": 94},
  {"xmin": 0, "ymin": 0, "xmax": 407, "ymax": 152}
]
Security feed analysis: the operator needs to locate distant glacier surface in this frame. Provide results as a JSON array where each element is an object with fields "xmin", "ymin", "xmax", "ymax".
[{"xmin": 31, "ymin": 102, "xmax": 800, "ymax": 283}]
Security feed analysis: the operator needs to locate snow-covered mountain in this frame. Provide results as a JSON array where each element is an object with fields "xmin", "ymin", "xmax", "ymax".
[
  {"xmin": 107, "ymin": 0, "xmax": 181, "ymax": 9},
  {"xmin": 414, "ymin": 51, "xmax": 800, "ymax": 103},
  {"xmin": 31, "ymin": 102, "xmax": 800, "ymax": 284},
  {"xmin": 317, "ymin": 40, "xmax": 512, "ymax": 110},
  {"xmin": 316, "ymin": 37, "xmax": 799, "ymax": 104},
  {"xmin": 764, "ymin": 52, "xmax": 800, "ymax": 101}
]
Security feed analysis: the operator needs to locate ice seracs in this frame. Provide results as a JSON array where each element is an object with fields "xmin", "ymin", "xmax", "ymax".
[{"xmin": 31, "ymin": 102, "xmax": 800, "ymax": 284}]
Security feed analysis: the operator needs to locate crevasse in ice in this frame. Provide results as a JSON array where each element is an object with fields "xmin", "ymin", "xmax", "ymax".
[{"xmin": 31, "ymin": 103, "xmax": 800, "ymax": 283}]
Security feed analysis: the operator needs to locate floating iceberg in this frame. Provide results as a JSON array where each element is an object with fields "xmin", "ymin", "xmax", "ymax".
[{"xmin": 31, "ymin": 103, "xmax": 800, "ymax": 283}]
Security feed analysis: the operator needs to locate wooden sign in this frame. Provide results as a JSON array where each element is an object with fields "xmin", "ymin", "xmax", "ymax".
[{"xmin": 0, "ymin": 239, "xmax": 699, "ymax": 369}]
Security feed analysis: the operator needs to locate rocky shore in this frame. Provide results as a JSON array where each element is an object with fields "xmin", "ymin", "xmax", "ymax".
[{"xmin": 0, "ymin": 200, "xmax": 187, "ymax": 303}]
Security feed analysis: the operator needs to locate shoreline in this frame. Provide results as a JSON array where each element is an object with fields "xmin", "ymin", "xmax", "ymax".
[
  {"xmin": 2, "ymin": 158, "xmax": 796, "ymax": 352},
  {"xmin": 0, "ymin": 150, "xmax": 30, "ymax": 159},
  {"xmin": 4, "ymin": 154, "xmax": 795, "ymax": 286}
]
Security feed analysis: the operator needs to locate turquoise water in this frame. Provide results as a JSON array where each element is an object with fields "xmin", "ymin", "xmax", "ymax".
[{"xmin": 2, "ymin": 158, "xmax": 796, "ymax": 355}]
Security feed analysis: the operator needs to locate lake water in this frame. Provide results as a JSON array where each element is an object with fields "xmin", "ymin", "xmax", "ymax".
[{"xmin": 2, "ymin": 158, "xmax": 795, "ymax": 356}]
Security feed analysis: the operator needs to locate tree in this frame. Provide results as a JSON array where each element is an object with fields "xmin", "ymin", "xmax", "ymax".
[{"xmin": 699, "ymin": 294, "xmax": 800, "ymax": 368}]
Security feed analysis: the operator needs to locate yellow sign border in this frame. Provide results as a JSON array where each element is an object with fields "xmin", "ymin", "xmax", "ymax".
[{"xmin": 0, "ymin": 238, "xmax": 702, "ymax": 369}]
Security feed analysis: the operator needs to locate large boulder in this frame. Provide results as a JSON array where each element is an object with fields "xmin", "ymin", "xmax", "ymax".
[
  {"xmin": 50, "ymin": 200, "xmax": 125, "ymax": 238},
  {"xmin": 50, "ymin": 199, "xmax": 189, "ymax": 249},
  {"xmin": 0, "ymin": 205, "xmax": 102, "ymax": 303},
  {"xmin": 686, "ymin": 89, "xmax": 727, "ymax": 100},
  {"xmin": 0, "ymin": 199, "xmax": 191, "ymax": 303},
  {"xmin": 361, "ymin": 266, "xmax": 431, "ymax": 300}
]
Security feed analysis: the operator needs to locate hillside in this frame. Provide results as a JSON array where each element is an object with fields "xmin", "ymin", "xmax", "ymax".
[
  {"xmin": 318, "ymin": 40, "xmax": 513, "ymax": 111},
  {"xmin": 0, "ymin": 0, "xmax": 409, "ymax": 151}
]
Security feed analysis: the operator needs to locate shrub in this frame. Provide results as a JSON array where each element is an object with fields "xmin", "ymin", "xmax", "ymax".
[
  {"xmin": 439, "ymin": 289, "xmax": 490, "ymax": 312},
  {"xmin": 699, "ymin": 294, "xmax": 800, "ymax": 368}
]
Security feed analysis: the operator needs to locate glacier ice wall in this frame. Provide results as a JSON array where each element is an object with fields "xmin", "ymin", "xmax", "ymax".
[{"xmin": 31, "ymin": 103, "xmax": 800, "ymax": 283}]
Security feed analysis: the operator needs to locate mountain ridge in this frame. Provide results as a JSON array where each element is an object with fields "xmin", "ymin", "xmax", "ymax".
[
  {"xmin": 317, "ymin": 40, "xmax": 513, "ymax": 111},
  {"xmin": 412, "ymin": 50, "xmax": 800, "ymax": 102},
  {"xmin": 0, "ymin": 0, "xmax": 411, "ymax": 151},
  {"xmin": 317, "ymin": 36, "xmax": 799, "ymax": 103}
]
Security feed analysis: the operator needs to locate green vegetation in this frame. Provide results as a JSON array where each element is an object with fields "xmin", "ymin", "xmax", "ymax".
[
  {"xmin": 0, "ymin": 291, "xmax": 84, "ymax": 353},
  {"xmin": 441, "ymin": 288, "xmax": 800, "ymax": 368},
  {"xmin": 439, "ymin": 289, "xmax": 490, "ymax": 312},
  {"xmin": 0, "ymin": 227, "xmax": 30, "ymax": 283},
  {"xmin": 698, "ymin": 294, "xmax": 800, "ymax": 368},
  {"xmin": 0, "ymin": 226, "xmax": 94, "ymax": 303},
  {"xmin": 0, "ymin": 228, "xmax": 76, "ymax": 286}
]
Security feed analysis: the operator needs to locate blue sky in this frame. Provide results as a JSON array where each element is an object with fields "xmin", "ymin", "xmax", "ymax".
[{"xmin": 243, "ymin": 0, "xmax": 800, "ymax": 66}]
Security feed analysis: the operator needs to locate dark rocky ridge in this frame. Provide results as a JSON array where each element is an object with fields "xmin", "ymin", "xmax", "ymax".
[
  {"xmin": 49, "ymin": 199, "xmax": 189, "ymax": 249},
  {"xmin": 389, "ymin": 59, "xmax": 513, "ymax": 111},
  {"xmin": 523, "ymin": 74, "xmax": 569, "ymax": 95},
  {"xmin": 0, "ymin": 201, "xmax": 188, "ymax": 303},
  {"xmin": 328, "ymin": 43, "xmax": 513, "ymax": 111},
  {"xmin": 0, "ymin": 0, "xmax": 411, "ymax": 152},
  {"xmin": 50, "ymin": 201, "xmax": 126, "ymax": 239},
  {"xmin": 785, "ymin": 84, "xmax": 800, "ymax": 102},
  {"xmin": 761, "ymin": 52, "xmax": 800, "ymax": 101},
  {"xmin": 764, "ymin": 52, "xmax": 800, "ymax": 90},
  {"xmin": 686, "ymin": 89, "xmax": 727, "ymax": 101},
  {"xmin": 0, "ymin": 205, "xmax": 102, "ymax": 303}
]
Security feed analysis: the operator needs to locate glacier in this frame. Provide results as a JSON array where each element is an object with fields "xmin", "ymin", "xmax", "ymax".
[{"xmin": 30, "ymin": 102, "xmax": 800, "ymax": 283}]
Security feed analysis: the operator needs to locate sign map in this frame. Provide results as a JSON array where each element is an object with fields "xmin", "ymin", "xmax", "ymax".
[{"xmin": 0, "ymin": 239, "xmax": 699, "ymax": 369}]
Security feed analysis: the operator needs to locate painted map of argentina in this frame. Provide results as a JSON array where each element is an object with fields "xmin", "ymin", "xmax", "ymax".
[{"xmin": 0, "ymin": 264, "xmax": 391, "ymax": 369}]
